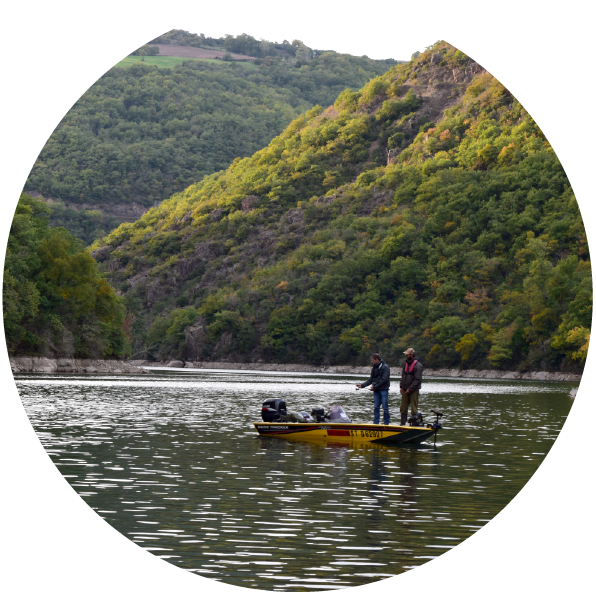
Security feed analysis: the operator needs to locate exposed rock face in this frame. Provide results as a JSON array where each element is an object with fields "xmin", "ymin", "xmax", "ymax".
[
  {"xmin": 466, "ymin": 61, "xmax": 484, "ymax": 78},
  {"xmin": 127, "ymin": 271, "xmax": 150, "ymax": 289},
  {"xmin": 146, "ymin": 279, "xmax": 169, "ymax": 306},
  {"xmin": 387, "ymin": 148, "xmax": 400, "ymax": 164},
  {"xmin": 213, "ymin": 331, "xmax": 234, "ymax": 356},
  {"xmin": 28, "ymin": 192, "xmax": 151, "ymax": 223},
  {"xmin": 281, "ymin": 209, "xmax": 305, "ymax": 225},
  {"xmin": 382, "ymin": 58, "xmax": 485, "ymax": 167},
  {"xmin": 10, "ymin": 357, "xmax": 148, "ymax": 374},
  {"xmin": 191, "ymin": 242, "xmax": 218, "ymax": 266},
  {"xmin": 183, "ymin": 319, "xmax": 209, "ymax": 361},
  {"xmin": 241, "ymin": 195, "xmax": 260, "ymax": 211},
  {"xmin": 358, "ymin": 190, "xmax": 393, "ymax": 216},
  {"xmin": 106, "ymin": 259, "xmax": 121, "ymax": 272},
  {"xmin": 174, "ymin": 257, "xmax": 203, "ymax": 278},
  {"xmin": 90, "ymin": 246, "xmax": 111, "ymax": 262}
]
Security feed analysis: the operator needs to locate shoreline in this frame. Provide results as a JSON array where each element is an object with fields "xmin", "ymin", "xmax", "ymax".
[
  {"xmin": 9, "ymin": 357, "xmax": 148, "ymax": 374},
  {"xmin": 9, "ymin": 356, "xmax": 582, "ymax": 382},
  {"xmin": 138, "ymin": 360, "xmax": 582, "ymax": 382}
]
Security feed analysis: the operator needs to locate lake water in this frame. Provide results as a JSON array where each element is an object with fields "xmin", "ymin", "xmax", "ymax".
[{"xmin": 16, "ymin": 369, "xmax": 575, "ymax": 591}]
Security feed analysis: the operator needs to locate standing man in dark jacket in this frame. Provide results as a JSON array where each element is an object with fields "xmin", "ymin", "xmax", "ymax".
[
  {"xmin": 356, "ymin": 353, "xmax": 391, "ymax": 425},
  {"xmin": 400, "ymin": 347, "xmax": 423, "ymax": 425}
]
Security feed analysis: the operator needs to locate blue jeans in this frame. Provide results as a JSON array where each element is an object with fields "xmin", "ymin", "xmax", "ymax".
[{"xmin": 373, "ymin": 390, "xmax": 390, "ymax": 425}]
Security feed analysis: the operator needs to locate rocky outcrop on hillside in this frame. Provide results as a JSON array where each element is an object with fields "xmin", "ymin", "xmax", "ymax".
[
  {"xmin": 28, "ymin": 192, "xmax": 152, "ymax": 223},
  {"xmin": 382, "ymin": 57, "xmax": 486, "ymax": 166}
]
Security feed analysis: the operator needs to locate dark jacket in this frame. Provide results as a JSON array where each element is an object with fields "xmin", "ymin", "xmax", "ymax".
[
  {"xmin": 361, "ymin": 359, "xmax": 391, "ymax": 392},
  {"xmin": 400, "ymin": 359, "xmax": 423, "ymax": 392}
]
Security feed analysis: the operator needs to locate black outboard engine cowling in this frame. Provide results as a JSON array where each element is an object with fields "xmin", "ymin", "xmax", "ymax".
[
  {"xmin": 262, "ymin": 398, "xmax": 287, "ymax": 422},
  {"xmin": 311, "ymin": 408, "xmax": 326, "ymax": 422}
]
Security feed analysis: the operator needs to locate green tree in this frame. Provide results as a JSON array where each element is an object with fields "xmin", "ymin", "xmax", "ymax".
[{"xmin": 4, "ymin": 194, "xmax": 129, "ymax": 358}]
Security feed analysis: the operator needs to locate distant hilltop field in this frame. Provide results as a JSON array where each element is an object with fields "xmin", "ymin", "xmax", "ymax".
[{"xmin": 146, "ymin": 43, "xmax": 256, "ymax": 61}]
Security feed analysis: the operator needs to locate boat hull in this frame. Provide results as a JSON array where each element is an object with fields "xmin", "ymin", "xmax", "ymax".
[{"xmin": 253, "ymin": 422, "xmax": 438, "ymax": 445}]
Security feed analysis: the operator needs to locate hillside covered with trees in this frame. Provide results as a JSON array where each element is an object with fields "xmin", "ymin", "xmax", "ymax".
[
  {"xmin": 24, "ymin": 33, "xmax": 397, "ymax": 244},
  {"xmin": 4, "ymin": 194, "xmax": 130, "ymax": 358},
  {"xmin": 89, "ymin": 42, "xmax": 590, "ymax": 372}
]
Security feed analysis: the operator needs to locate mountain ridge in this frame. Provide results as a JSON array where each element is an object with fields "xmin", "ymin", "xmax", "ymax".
[
  {"xmin": 86, "ymin": 42, "xmax": 590, "ymax": 372},
  {"xmin": 24, "ymin": 37, "xmax": 396, "ymax": 244}
]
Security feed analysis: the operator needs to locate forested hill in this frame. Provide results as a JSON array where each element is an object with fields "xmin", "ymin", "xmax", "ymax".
[
  {"xmin": 92, "ymin": 42, "xmax": 591, "ymax": 373},
  {"xmin": 24, "ymin": 43, "xmax": 396, "ymax": 245},
  {"xmin": 4, "ymin": 194, "xmax": 130, "ymax": 359}
]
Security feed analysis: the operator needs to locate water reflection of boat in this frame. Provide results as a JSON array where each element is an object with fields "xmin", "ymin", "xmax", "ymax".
[{"xmin": 254, "ymin": 400, "xmax": 442, "ymax": 445}]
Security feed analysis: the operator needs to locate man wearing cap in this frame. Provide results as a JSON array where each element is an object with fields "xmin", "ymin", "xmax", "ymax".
[
  {"xmin": 356, "ymin": 353, "xmax": 391, "ymax": 425},
  {"xmin": 400, "ymin": 348, "xmax": 423, "ymax": 425}
]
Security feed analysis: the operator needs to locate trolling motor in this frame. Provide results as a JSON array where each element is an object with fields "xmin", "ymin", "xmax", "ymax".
[{"xmin": 427, "ymin": 409, "xmax": 444, "ymax": 446}]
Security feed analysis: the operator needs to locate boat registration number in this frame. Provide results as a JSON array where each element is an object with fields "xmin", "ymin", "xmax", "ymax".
[{"xmin": 350, "ymin": 429, "xmax": 381, "ymax": 438}]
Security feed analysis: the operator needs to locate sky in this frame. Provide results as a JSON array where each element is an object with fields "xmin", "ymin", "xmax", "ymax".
[{"xmin": 1, "ymin": 1, "xmax": 595, "ymax": 595}]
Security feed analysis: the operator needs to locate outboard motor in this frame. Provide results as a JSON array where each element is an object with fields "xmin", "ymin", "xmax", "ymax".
[
  {"xmin": 261, "ymin": 398, "xmax": 287, "ymax": 422},
  {"xmin": 311, "ymin": 408, "xmax": 326, "ymax": 422}
]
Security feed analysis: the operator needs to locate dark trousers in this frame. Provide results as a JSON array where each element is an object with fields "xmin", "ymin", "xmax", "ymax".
[
  {"xmin": 400, "ymin": 390, "xmax": 419, "ymax": 424},
  {"xmin": 373, "ymin": 390, "xmax": 390, "ymax": 425}
]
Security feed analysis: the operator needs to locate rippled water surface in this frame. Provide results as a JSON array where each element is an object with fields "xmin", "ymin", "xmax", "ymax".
[{"xmin": 17, "ymin": 369, "xmax": 575, "ymax": 591}]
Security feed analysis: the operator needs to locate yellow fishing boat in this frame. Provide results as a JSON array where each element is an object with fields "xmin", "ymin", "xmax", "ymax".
[
  {"xmin": 253, "ymin": 400, "xmax": 443, "ymax": 445},
  {"xmin": 253, "ymin": 421, "xmax": 439, "ymax": 444}
]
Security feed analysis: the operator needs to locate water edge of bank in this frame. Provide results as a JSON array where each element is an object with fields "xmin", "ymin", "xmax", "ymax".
[
  {"xmin": 9, "ymin": 356, "xmax": 581, "ymax": 382},
  {"xmin": 135, "ymin": 359, "xmax": 582, "ymax": 382}
]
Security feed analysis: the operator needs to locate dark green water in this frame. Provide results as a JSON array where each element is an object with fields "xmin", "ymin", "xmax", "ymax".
[{"xmin": 16, "ymin": 369, "xmax": 575, "ymax": 591}]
